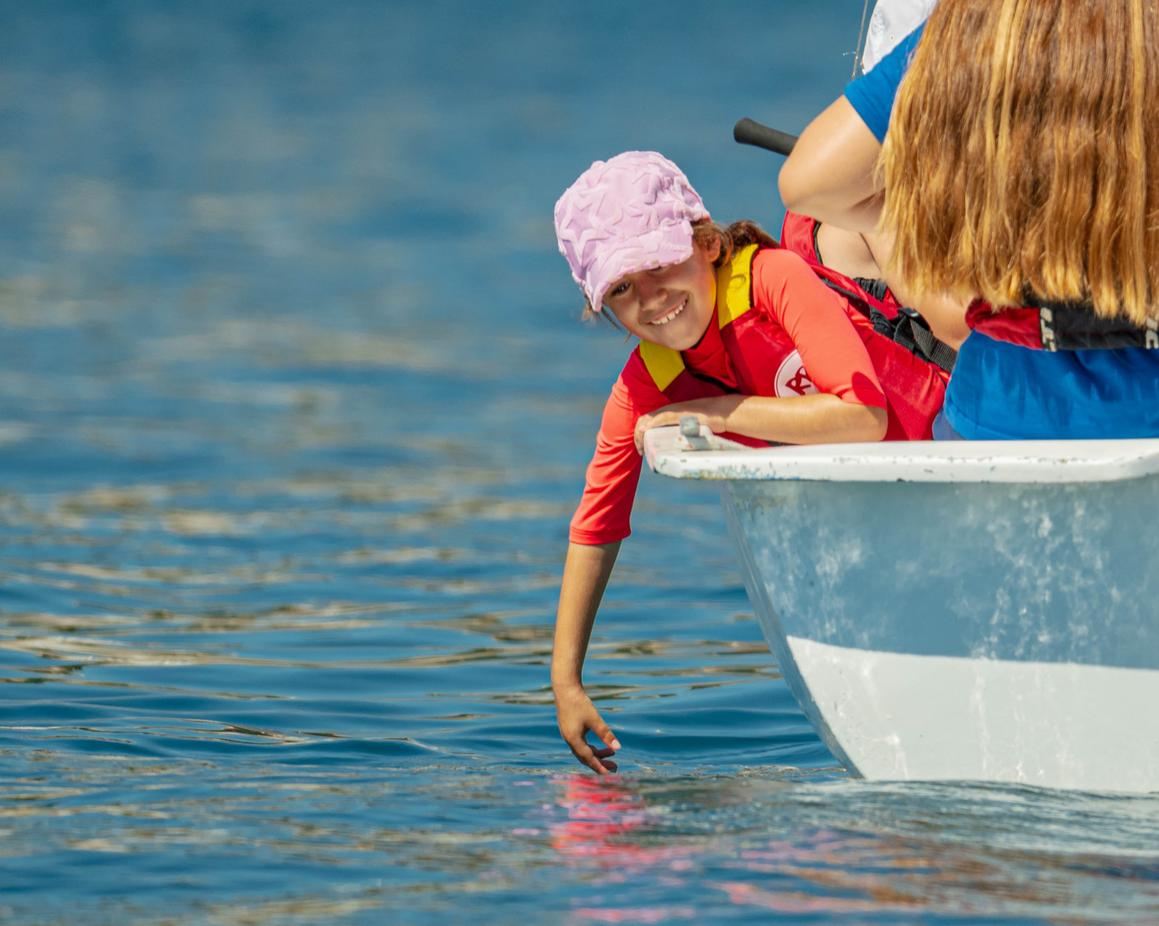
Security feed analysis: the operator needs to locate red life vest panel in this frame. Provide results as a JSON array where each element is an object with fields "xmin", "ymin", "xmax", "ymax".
[
  {"xmin": 781, "ymin": 212, "xmax": 956, "ymax": 373},
  {"xmin": 637, "ymin": 244, "xmax": 948, "ymax": 440},
  {"xmin": 967, "ymin": 299, "xmax": 1159, "ymax": 351},
  {"xmin": 780, "ymin": 210, "xmax": 822, "ymax": 264}
]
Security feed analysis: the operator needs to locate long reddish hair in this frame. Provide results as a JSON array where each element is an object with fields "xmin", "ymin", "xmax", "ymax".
[{"xmin": 883, "ymin": 0, "xmax": 1159, "ymax": 323}]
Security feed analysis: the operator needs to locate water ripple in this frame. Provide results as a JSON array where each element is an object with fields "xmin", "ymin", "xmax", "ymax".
[{"xmin": 0, "ymin": 1, "xmax": 1155, "ymax": 923}]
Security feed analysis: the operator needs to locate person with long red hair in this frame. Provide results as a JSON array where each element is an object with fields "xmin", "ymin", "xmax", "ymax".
[{"xmin": 782, "ymin": 0, "xmax": 1159, "ymax": 439}]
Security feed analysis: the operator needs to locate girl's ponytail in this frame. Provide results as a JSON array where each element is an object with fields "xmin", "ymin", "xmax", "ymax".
[{"xmin": 694, "ymin": 219, "xmax": 779, "ymax": 267}]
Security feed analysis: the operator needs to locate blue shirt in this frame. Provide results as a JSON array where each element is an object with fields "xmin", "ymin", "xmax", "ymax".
[
  {"xmin": 945, "ymin": 339, "xmax": 1159, "ymax": 439},
  {"xmin": 843, "ymin": 23, "xmax": 1159, "ymax": 439},
  {"xmin": 844, "ymin": 24, "xmax": 924, "ymax": 143}
]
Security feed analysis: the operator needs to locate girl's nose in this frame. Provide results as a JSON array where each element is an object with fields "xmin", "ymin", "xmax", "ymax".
[{"xmin": 635, "ymin": 273, "xmax": 665, "ymax": 306}]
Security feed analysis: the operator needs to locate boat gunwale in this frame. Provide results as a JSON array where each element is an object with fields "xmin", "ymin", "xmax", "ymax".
[{"xmin": 643, "ymin": 427, "xmax": 1159, "ymax": 484}]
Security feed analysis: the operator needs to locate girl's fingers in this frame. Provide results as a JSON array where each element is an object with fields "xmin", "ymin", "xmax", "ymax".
[
  {"xmin": 566, "ymin": 727, "xmax": 620, "ymax": 774},
  {"xmin": 587, "ymin": 723, "xmax": 621, "ymax": 769},
  {"xmin": 557, "ymin": 693, "xmax": 621, "ymax": 774},
  {"xmin": 570, "ymin": 738, "xmax": 612, "ymax": 774},
  {"xmin": 636, "ymin": 410, "xmax": 683, "ymax": 437},
  {"xmin": 634, "ymin": 413, "xmax": 671, "ymax": 452},
  {"xmin": 633, "ymin": 419, "xmax": 651, "ymax": 453},
  {"xmin": 595, "ymin": 724, "xmax": 622, "ymax": 752}
]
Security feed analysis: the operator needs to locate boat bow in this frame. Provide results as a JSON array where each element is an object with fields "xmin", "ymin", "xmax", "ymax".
[{"xmin": 644, "ymin": 424, "xmax": 1159, "ymax": 793}]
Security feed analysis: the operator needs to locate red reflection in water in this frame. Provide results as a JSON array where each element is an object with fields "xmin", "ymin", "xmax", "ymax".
[
  {"xmin": 552, "ymin": 774, "xmax": 663, "ymax": 865},
  {"xmin": 546, "ymin": 776, "xmax": 1050, "ymax": 920},
  {"xmin": 546, "ymin": 776, "xmax": 946, "ymax": 920},
  {"xmin": 571, "ymin": 907, "xmax": 695, "ymax": 923},
  {"xmin": 550, "ymin": 773, "xmax": 700, "ymax": 925}
]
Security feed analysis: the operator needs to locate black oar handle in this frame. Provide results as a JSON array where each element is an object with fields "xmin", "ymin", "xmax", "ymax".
[{"xmin": 733, "ymin": 118, "xmax": 798, "ymax": 156}]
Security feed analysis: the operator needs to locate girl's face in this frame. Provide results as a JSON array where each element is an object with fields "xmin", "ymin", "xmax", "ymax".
[{"xmin": 603, "ymin": 238, "xmax": 720, "ymax": 351}]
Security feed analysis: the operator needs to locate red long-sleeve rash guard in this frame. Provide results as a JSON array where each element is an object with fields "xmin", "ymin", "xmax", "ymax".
[{"xmin": 569, "ymin": 249, "xmax": 888, "ymax": 546}]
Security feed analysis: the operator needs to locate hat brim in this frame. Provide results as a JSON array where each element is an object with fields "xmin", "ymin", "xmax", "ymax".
[{"xmin": 587, "ymin": 220, "xmax": 696, "ymax": 312}]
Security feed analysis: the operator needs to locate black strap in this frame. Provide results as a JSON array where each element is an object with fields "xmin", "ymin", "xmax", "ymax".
[
  {"xmin": 897, "ymin": 308, "xmax": 959, "ymax": 373},
  {"xmin": 831, "ymin": 277, "xmax": 958, "ymax": 373},
  {"xmin": 852, "ymin": 276, "xmax": 892, "ymax": 303},
  {"xmin": 1030, "ymin": 298, "xmax": 1159, "ymax": 351}
]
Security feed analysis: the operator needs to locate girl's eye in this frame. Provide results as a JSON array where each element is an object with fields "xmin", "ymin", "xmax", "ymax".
[{"xmin": 608, "ymin": 281, "xmax": 629, "ymax": 299}]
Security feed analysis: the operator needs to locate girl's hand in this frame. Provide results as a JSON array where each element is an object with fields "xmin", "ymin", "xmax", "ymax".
[
  {"xmin": 634, "ymin": 408, "xmax": 700, "ymax": 454},
  {"xmin": 554, "ymin": 682, "xmax": 621, "ymax": 774},
  {"xmin": 633, "ymin": 399, "xmax": 732, "ymax": 454},
  {"xmin": 637, "ymin": 393, "xmax": 887, "ymax": 449}
]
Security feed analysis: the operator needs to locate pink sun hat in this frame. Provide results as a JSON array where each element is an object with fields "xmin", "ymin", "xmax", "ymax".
[{"xmin": 554, "ymin": 151, "xmax": 710, "ymax": 312}]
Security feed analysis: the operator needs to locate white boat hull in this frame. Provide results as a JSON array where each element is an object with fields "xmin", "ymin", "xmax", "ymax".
[
  {"xmin": 645, "ymin": 429, "xmax": 1159, "ymax": 793},
  {"xmin": 783, "ymin": 636, "xmax": 1159, "ymax": 790}
]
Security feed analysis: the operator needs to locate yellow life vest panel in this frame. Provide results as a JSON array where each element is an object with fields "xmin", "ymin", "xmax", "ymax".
[{"xmin": 638, "ymin": 245, "xmax": 758, "ymax": 391}]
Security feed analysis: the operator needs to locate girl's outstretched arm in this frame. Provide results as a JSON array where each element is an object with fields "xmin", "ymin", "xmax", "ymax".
[
  {"xmin": 634, "ymin": 393, "xmax": 887, "ymax": 452},
  {"xmin": 552, "ymin": 540, "xmax": 624, "ymax": 774}
]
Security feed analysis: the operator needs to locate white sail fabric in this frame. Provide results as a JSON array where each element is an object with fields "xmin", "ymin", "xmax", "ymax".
[{"xmin": 861, "ymin": 0, "xmax": 937, "ymax": 72}]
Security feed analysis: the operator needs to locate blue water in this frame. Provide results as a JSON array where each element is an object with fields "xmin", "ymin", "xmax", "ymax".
[{"xmin": 0, "ymin": 1, "xmax": 1156, "ymax": 922}]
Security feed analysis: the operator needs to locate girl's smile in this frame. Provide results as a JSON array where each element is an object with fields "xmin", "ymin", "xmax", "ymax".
[
  {"xmin": 603, "ymin": 240, "xmax": 720, "ymax": 351},
  {"xmin": 645, "ymin": 295, "xmax": 687, "ymax": 326}
]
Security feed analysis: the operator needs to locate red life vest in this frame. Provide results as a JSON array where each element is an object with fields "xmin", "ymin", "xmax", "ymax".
[
  {"xmin": 637, "ymin": 243, "xmax": 948, "ymax": 441},
  {"xmin": 780, "ymin": 211, "xmax": 959, "ymax": 373},
  {"xmin": 967, "ymin": 299, "xmax": 1159, "ymax": 351},
  {"xmin": 779, "ymin": 211, "xmax": 902, "ymax": 304},
  {"xmin": 779, "ymin": 209, "xmax": 823, "ymax": 265}
]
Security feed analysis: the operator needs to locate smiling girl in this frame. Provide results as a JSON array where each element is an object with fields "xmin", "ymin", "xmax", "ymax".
[{"xmin": 551, "ymin": 151, "xmax": 946, "ymax": 773}]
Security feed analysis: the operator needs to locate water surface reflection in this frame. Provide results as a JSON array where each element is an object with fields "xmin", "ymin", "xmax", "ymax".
[{"xmin": 1, "ymin": 1, "xmax": 1157, "ymax": 923}]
